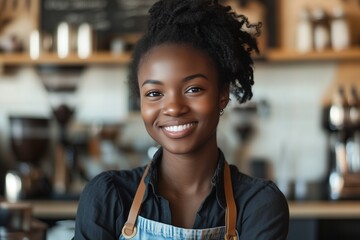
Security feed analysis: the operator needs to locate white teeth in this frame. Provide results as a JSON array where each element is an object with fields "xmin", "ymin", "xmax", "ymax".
[{"xmin": 164, "ymin": 123, "xmax": 193, "ymax": 132}]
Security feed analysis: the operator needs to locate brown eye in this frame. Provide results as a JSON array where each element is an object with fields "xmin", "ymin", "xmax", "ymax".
[
  {"xmin": 186, "ymin": 87, "xmax": 202, "ymax": 93},
  {"xmin": 145, "ymin": 91, "xmax": 162, "ymax": 97}
]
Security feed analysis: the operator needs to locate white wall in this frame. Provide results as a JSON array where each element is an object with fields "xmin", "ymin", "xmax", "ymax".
[{"xmin": 250, "ymin": 62, "xmax": 336, "ymax": 182}]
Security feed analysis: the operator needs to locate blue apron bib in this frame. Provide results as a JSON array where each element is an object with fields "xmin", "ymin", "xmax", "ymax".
[
  {"xmin": 118, "ymin": 215, "xmax": 239, "ymax": 240},
  {"xmin": 120, "ymin": 161, "xmax": 238, "ymax": 240}
]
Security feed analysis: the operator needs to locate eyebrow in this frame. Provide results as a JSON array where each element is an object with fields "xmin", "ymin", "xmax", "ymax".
[{"xmin": 141, "ymin": 73, "xmax": 208, "ymax": 87}]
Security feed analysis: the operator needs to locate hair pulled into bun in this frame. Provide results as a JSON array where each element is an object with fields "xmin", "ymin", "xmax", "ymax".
[{"xmin": 129, "ymin": 0, "xmax": 261, "ymax": 104}]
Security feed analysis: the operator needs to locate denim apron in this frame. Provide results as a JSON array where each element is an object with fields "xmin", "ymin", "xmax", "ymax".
[{"xmin": 119, "ymin": 161, "xmax": 238, "ymax": 240}]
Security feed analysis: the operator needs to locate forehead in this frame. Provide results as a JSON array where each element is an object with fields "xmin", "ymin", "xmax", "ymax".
[{"xmin": 138, "ymin": 43, "xmax": 217, "ymax": 77}]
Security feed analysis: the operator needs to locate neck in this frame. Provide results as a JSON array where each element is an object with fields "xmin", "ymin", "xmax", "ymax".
[{"xmin": 158, "ymin": 145, "xmax": 219, "ymax": 195}]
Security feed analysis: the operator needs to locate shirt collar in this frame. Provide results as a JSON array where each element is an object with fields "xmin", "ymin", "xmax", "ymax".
[
  {"xmin": 143, "ymin": 147, "xmax": 227, "ymax": 209},
  {"xmin": 143, "ymin": 147, "xmax": 162, "ymax": 201},
  {"xmin": 213, "ymin": 150, "xmax": 227, "ymax": 209}
]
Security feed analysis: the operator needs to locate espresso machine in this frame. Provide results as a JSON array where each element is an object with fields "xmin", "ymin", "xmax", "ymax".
[
  {"xmin": 322, "ymin": 85, "xmax": 360, "ymax": 200},
  {"xmin": 5, "ymin": 116, "xmax": 52, "ymax": 201}
]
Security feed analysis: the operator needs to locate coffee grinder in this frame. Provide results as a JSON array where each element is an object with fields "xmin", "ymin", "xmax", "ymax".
[
  {"xmin": 5, "ymin": 116, "xmax": 52, "ymax": 201},
  {"xmin": 322, "ymin": 85, "xmax": 360, "ymax": 200}
]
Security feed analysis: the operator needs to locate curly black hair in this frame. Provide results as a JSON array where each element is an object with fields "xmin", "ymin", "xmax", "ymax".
[{"xmin": 129, "ymin": 0, "xmax": 261, "ymax": 104}]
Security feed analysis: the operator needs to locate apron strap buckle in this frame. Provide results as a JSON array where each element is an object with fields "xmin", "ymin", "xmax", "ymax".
[
  {"xmin": 224, "ymin": 233, "xmax": 238, "ymax": 240},
  {"xmin": 122, "ymin": 224, "xmax": 137, "ymax": 239}
]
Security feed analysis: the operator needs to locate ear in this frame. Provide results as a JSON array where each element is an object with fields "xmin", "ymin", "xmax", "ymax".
[{"xmin": 219, "ymin": 86, "xmax": 230, "ymax": 110}]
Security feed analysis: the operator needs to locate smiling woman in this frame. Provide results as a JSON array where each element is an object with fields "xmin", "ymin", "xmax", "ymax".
[{"xmin": 73, "ymin": 1, "xmax": 289, "ymax": 240}]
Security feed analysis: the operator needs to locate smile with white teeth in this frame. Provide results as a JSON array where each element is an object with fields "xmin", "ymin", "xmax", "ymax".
[{"xmin": 164, "ymin": 123, "xmax": 194, "ymax": 132}]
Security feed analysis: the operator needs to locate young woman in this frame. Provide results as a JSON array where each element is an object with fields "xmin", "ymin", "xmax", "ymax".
[{"xmin": 74, "ymin": 0, "xmax": 289, "ymax": 239}]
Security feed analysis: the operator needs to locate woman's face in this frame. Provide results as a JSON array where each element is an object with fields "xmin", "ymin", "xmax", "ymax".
[{"xmin": 138, "ymin": 43, "xmax": 228, "ymax": 155}]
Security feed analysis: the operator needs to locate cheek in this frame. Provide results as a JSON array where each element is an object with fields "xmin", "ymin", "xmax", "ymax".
[
  {"xmin": 140, "ymin": 101, "xmax": 158, "ymax": 126},
  {"xmin": 140, "ymin": 102, "xmax": 161, "ymax": 142},
  {"xmin": 192, "ymin": 94, "xmax": 220, "ymax": 116}
]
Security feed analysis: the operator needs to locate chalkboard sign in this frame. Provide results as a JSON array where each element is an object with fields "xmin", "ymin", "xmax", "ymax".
[{"xmin": 40, "ymin": 0, "xmax": 157, "ymax": 49}]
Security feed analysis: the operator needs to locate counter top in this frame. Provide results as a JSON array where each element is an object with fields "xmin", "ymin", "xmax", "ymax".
[
  {"xmin": 25, "ymin": 200, "xmax": 360, "ymax": 220},
  {"xmin": 27, "ymin": 200, "xmax": 78, "ymax": 219},
  {"xmin": 288, "ymin": 201, "xmax": 360, "ymax": 219}
]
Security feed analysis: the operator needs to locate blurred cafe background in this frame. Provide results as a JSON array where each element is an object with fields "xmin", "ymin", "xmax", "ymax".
[{"xmin": 0, "ymin": 0, "xmax": 360, "ymax": 239}]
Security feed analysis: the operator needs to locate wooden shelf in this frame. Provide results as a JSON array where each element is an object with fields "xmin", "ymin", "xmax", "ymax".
[
  {"xmin": 2, "ymin": 48, "xmax": 360, "ymax": 66},
  {"xmin": 0, "ymin": 52, "xmax": 132, "ymax": 66},
  {"xmin": 266, "ymin": 48, "xmax": 360, "ymax": 62}
]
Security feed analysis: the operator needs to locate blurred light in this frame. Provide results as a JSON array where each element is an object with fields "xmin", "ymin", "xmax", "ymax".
[
  {"xmin": 57, "ymin": 22, "xmax": 71, "ymax": 59},
  {"xmin": 77, "ymin": 23, "xmax": 93, "ymax": 59},
  {"xmin": 5, "ymin": 172, "xmax": 22, "ymax": 202},
  {"xmin": 29, "ymin": 30, "xmax": 40, "ymax": 60}
]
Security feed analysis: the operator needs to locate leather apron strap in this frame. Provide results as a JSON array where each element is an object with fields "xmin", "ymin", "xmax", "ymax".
[
  {"xmin": 224, "ymin": 161, "xmax": 237, "ymax": 240},
  {"xmin": 122, "ymin": 161, "xmax": 152, "ymax": 239},
  {"xmin": 122, "ymin": 160, "xmax": 237, "ymax": 240}
]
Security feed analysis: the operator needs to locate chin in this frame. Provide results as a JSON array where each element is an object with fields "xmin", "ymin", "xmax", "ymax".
[{"xmin": 161, "ymin": 139, "xmax": 212, "ymax": 156}]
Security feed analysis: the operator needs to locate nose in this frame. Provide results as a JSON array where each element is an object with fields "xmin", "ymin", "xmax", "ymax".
[{"xmin": 162, "ymin": 94, "xmax": 190, "ymax": 116}]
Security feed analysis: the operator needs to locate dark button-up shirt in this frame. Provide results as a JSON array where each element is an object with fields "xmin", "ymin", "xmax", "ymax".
[{"xmin": 74, "ymin": 148, "xmax": 289, "ymax": 239}]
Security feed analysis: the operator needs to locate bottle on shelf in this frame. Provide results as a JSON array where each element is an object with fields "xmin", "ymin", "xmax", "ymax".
[
  {"xmin": 330, "ymin": 7, "xmax": 351, "ymax": 51},
  {"xmin": 296, "ymin": 8, "xmax": 313, "ymax": 53},
  {"xmin": 312, "ymin": 8, "xmax": 331, "ymax": 52}
]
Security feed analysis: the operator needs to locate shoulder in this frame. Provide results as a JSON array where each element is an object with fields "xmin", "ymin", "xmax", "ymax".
[
  {"xmin": 76, "ymin": 166, "xmax": 147, "ymax": 217},
  {"xmin": 74, "ymin": 166, "xmax": 147, "ymax": 239},
  {"xmin": 229, "ymin": 164, "xmax": 289, "ymax": 217},
  {"xmin": 229, "ymin": 165, "xmax": 289, "ymax": 239},
  {"xmin": 80, "ymin": 166, "xmax": 145, "ymax": 203}
]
